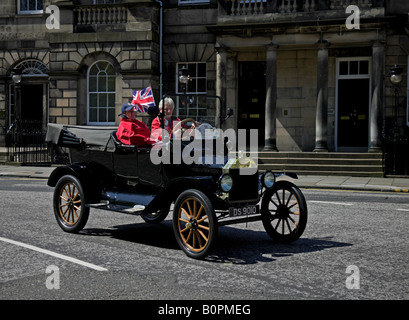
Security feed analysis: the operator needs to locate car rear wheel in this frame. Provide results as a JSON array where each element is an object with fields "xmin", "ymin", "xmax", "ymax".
[
  {"xmin": 261, "ymin": 181, "xmax": 307, "ymax": 243},
  {"xmin": 141, "ymin": 205, "xmax": 170, "ymax": 224},
  {"xmin": 53, "ymin": 175, "xmax": 89, "ymax": 233},
  {"xmin": 173, "ymin": 189, "xmax": 217, "ymax": 259}
]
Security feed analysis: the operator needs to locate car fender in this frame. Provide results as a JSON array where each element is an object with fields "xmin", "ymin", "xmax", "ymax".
[
  {"xmin": 47, "ymin": 164, "xmax": 103, "ymax": 203},
  {"xmin": 165, "ymin": 176, "xmax": 216, "ymax": 196},
  {"xmin": 274, "ymin": 172, "xmax": 298, "ymax": 180},
  {"xmin": 145, "ymin": 176, "xmax": 216, "ymax": 213}
]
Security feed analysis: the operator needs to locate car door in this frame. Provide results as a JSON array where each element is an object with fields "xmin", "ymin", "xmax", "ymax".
[
  {"xmin": 113, "ymin": 147, "xmax": 139, "ymax": 183},
  {"xmin": 137, "ymin": 147, "xmax": 163, "ymax": 187}
]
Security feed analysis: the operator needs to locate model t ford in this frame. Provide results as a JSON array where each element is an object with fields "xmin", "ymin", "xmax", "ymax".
[{"xmin": 46, "ymin": 104, "xmax": 307, "ymax": 259}]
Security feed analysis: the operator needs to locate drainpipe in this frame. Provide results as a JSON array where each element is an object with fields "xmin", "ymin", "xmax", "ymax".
[{"xmin": 155, "ymin": 0, "xmax": 163, "ymax": 99}]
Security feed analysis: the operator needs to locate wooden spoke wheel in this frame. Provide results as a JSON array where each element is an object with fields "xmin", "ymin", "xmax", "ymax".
[
  {"xmin": 261, "ymin": 181, "xmax": 307, "ymax": 243},
  {"xmin": 173, "ymin": 189, "xmax": 217, "ymax": 259},
  {"xmin": 53, "ymin": 175, "xmax": 89, "ymax": 233}
]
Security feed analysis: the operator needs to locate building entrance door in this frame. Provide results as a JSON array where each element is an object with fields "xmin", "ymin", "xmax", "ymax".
[
  {"xmin": 237, "ymin": 62, "xmax": 265, "ymax": 147},
  {"xmin": 21, "ymin": 84, "xmax": 43, "ymax": 122},
  {"xmin": 336, "ymin": 58, "xmax": 371, "ymax": 151}
]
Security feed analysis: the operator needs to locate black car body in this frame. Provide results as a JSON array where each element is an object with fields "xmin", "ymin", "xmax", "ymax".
[{"xmin": 46, "ymin": 117, "xmax": 307, "ymax": 259}]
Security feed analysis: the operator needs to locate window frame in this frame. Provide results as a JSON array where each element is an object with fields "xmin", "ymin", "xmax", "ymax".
[
  {"xmin": 176, "ymin": 62, "xmax": 207, "ymax": 95},
  {"xmin": 178, "ymin": 0, "xmax": 210, "ymax": 6},
  {"xmin": 175, "ymin": 62, "xmax": 207, "ymax": 120},
  {"xmin": 18, "ymin": 0, "xmax": 44, "ymax": 14},
  {"xmin": 87, "ymin": 60, "xmax": 116, "ymax": 126},
  {"xmin": 407, "ymin": 56, "xmax": 409, "ymax": 127},
  {"xmin": 93, "ymin": 0, "xmax": 117, "ymax": 4}
]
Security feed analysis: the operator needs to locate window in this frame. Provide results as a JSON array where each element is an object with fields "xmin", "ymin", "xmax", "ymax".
[
  {"xmin": 339, "ymin": 59, "xmax": 369, "ymax": 76},
  {"xmin": 18, "ymin": 0, "xmax": 43, "ymax": 14},
  {"xmin": 87, "ymin": 61, "xmax": 116, "ymax": 125},
  {"xmin": 14, "ymin": 59, "xmax": 48, "ymax": 76},
  {"xmin": 407, "ymin": 56, "xmax": 409, "ymax": 127},
  {"xmin": 94, "ymin": 0, "xmax": 117, "ymax": 4},
  {"xmin": 176, "ymin": 62, "xmax": 207, "ymax": 120},
  {"xmin": 178, "ymin": 0, "xmax": 210, "ymax": 5},
  {"xmin": 176, "ymin": 62, "xmax": 207, "ymax": 94}
]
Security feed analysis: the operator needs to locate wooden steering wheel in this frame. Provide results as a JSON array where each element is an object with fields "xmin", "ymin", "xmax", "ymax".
[{"xmin": 170, "ymin": 118, "xmax": 198, "ymax": 136}]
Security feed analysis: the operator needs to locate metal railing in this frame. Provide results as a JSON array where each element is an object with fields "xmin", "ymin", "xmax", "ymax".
[
  {"xmin": 2, "ymin": 120, "xmax": 69, "ymax": 165},
  {"xmin": 382, "ymin": 117, "xmax": 409, "ymax": 176},
  {"xmin": 219, "ymin": 0, "xmax": 383, "ymax": 16}
]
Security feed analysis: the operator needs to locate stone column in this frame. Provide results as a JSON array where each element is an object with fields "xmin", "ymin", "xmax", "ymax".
[
  {"xmin": 215, "ymin": 43, "xmax": 227, "ymax": 128},
  {"xmin": 314, "ymin": 40, "xmax": 329, "ymax": 152},
  {"xmin": 369, "ymin": 41, "xmax": 385, "ymax": 152},
  {"xmin": 264, "ymin": 44, "xmax": 279, "ymax": 151}
]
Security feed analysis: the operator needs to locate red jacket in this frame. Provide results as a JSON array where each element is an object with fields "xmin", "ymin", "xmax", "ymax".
[
  {"xmin": 117, "ymin": 118, "xmax": 155, "ymax": 147},
  {"xmin": 150, "ymin": 116, "xmax": 181, "ymax": 141}
]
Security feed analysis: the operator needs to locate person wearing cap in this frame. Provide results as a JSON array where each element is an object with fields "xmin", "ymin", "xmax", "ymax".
[{"xmin": 116, "ymin": 102, "xmax": 155, "ymax": 147}]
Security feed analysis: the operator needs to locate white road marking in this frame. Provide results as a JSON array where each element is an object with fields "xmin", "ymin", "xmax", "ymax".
[
  {"xmin": 396, "ymin": 208, "xmax": 409, "ymax": 212},
  {"xmin": 0, "ymin": 236, "xmax": 107, "ymax": 272},
  {"xmin": 309, "ymin": 200, "xmax": 354, "ymax": 206}
]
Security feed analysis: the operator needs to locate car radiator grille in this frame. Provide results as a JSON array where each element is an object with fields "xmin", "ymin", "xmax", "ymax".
[{"xmin": 228, "ymin": 169, "xmax": 259, "ymax": 203}]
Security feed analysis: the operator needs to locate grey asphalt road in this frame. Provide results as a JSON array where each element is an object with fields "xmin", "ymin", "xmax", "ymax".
[{"xmin": 0, "ymin": 178, "xmax": 408, "ymax": 304}]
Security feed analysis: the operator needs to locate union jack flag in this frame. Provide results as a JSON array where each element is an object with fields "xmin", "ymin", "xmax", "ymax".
[{"xmin": 131, "ymin": 87, "xmax": 155, "ymax": 113}]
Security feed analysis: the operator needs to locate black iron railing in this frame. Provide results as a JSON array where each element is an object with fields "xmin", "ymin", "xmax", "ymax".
[
  {"xmin": 382, "ymin": 117, "xmax": 409, "ymax": 176},
  {"xmin": 3, "ymin": 120, "xmax": 69, "ymax": 165}
]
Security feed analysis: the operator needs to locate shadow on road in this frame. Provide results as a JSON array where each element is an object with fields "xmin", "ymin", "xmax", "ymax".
[
  {"xmin": 80, "ymin": 220, "xmax": 179, "ymax": 250},
  {"xmin": 208, "ymin": 231, "xmax": 352, "ymax": 265},
  {"xmin": 79, "ymin": 220, "xmax": 352, "ymax": 264}
]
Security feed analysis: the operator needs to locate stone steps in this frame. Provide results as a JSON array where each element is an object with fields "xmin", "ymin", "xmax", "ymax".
[{"xmin": 252, "ymin": 152, "xmax": 384, "ymax": 177}]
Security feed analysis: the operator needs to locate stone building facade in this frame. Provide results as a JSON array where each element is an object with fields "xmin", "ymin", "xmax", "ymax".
[
  {"xmin": 1, "ymin": 1, "xmax": 409, "ymax": 165},
  {"xmin": 0, "ymin": 0, "xmax": 161, "ymax": 133}
]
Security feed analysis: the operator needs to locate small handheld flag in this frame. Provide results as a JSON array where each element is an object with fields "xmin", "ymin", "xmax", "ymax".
[{"xmin": 131, "ymin": 87, "xmax": 155, "ymax": 113}]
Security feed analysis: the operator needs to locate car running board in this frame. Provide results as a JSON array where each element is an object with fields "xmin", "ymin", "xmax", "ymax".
[{"xmin": 87, "ymin": 201, "xmax": 145, "ymax": 215}]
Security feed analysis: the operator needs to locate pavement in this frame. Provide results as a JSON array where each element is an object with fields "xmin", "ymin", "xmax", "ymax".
[{"xmin": 0, "ymin": 164, "xmax": 409, "ymax": 193}]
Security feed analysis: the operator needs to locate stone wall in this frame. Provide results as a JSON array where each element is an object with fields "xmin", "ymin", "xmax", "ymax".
[
  {"xmin": 0, "ymin": 0, "xmax": 161, "ymax": 131},
  {"xmin": 276, "ymin": 49, "xmax": 318, "ymax": 151}
]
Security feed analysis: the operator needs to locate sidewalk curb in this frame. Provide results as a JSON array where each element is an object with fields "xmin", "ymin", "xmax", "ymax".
[
  {"xmin": 298, "ymin": 185, "xmax": 409, "ymax": 193},
  {"xmin": 0, "ymin": 165, "xmax": 409, "ymax": 193}
]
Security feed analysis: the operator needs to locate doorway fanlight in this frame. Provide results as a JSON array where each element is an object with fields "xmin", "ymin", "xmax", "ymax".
[{"xmin": 12, "ymin": 59, "xmax": 49, "ymax": 77}]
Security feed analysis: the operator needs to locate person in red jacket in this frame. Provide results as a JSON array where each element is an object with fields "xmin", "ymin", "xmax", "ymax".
[
  {"xmin": 117, "ymin": 102, "xmax": 155, "ymax": 147},
  {"xmin": 150, "ymin": 97, "xmax": 180, "ymax": 141}
]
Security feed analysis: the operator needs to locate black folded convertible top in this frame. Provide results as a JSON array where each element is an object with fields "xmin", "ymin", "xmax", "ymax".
[{"xmin": 46, "ymin": 123, "xmax": 118, "ymax": 150}]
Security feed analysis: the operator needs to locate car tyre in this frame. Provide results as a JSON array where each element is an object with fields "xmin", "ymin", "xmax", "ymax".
[
  {"xmin": 53, "ymin": 175, "xmax": 90, "ymax": 233},
  {"xmin": 261, "ymin": 181, "xmax": 307, "ymax": 243},
  {"xmin": 141, "ymin": 205, "xmax": 170, "ymax": 224},
  {"xmin": 173, "ymin": 189, "xmax": 217, "ymax": 259}
]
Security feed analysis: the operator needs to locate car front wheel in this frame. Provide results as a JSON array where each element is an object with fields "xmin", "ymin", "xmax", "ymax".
[
  {"xmin": 173, "ymin": 189, "xmax": 217, "ymax": 259},
  {"xmin": 261, "ymin": 180, "xmax": 307, "ymax": 243}
]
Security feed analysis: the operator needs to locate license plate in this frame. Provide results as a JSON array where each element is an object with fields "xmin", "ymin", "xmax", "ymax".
[{"xmin": 229, "ymin": 205, "xmax": 259, "ymax": 217}]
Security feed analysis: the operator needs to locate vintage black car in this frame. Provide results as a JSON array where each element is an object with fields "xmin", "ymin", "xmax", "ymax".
[{"xmin": 46, "ymin": 110, "xmax": 307, "ymax": 259}]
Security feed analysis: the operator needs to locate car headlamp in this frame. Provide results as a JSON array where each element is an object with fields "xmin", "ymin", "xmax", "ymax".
[
  {"xmin": 261, "ymin": 170, "xmax": 275, "ymax": 189},
  {"xmin": 219, "ymin": 174, "xmax": 233, "ymax": 193}
]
